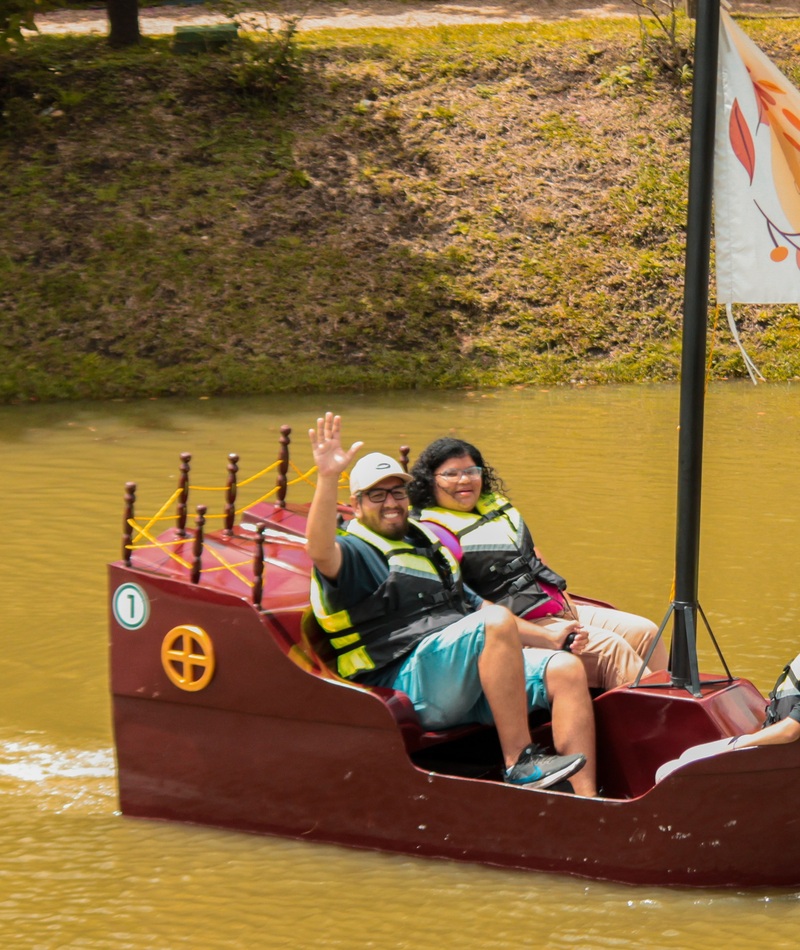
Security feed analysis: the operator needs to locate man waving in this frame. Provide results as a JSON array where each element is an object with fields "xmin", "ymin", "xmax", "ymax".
[{"xmin": 306, "ymin": 412, "xmax": 597, "ymax": 796}]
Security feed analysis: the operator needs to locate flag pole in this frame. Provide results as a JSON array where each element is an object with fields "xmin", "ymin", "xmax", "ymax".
[{"xmin": 670, "ymin": 0, "xmax": 721, "ymax": 694}]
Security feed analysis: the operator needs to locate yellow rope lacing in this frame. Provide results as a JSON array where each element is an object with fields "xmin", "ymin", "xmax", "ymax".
[{"xmin": 124, "ymin": 461, "xmax": 350, "ymax": 585}]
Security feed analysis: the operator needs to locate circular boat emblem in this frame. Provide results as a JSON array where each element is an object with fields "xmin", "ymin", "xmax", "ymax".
[
  {"xmin": 161, "ymin": 625, "xmax": 216, "ymax": 692},
  {"xmin": 112, "ymin": 583, "xmax": 150, "ymax": 630}
]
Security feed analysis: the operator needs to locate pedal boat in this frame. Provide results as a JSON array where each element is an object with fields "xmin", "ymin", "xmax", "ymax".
[
  {"xmin": 110, "ymin": 1, "xmax": 800, "ymax": 887},
  {"xmin": 109, "ymin": 431, "xmax": 800, "ymax": 888}
]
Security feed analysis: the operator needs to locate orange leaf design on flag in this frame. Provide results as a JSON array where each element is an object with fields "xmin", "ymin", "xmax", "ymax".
[
  {"xmin": 730, "ymin": 98, "xmax": 756, "ymax": 183},
  {"xmin": 733, "ymin": 21, "xmax": 800, "ymax": 233},
  {"xmin": 755, "ymin": 83, "xmax": 777, "ymax": 106},
  {"xmin": 783, "ymin": 109, "xmax": 800, "ymax": 132},
  {"xmin": 772, "ymin": 109, "xmax": 800, "ymax": 232},
  {"xmin": 754, "ymin": 86, "xmax": 774, "ymax": 127},
  {"xmin": 784, "ymin": 131, "xmax": 800, "ymax": 152}
]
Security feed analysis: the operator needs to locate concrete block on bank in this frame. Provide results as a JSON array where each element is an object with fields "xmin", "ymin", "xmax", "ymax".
[{"xmin": 173, "ymin": 24, "xmax": 238, "ymax": 54}]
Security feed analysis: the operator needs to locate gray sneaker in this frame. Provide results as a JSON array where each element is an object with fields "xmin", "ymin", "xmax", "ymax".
[{"xmin": 504, "ymin": 744, "xmax": 586, "ymax": 790}]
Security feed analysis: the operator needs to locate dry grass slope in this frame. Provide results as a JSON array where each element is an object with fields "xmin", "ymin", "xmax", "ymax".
[{"xmin": 3, "ymin": 12, "xmax": 800, "ymax": 401}]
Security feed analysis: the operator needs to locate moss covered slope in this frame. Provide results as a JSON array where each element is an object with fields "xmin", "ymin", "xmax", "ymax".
[{"xmin": 3, "ymin": 17, "xmax": 800, "ymax": 402}]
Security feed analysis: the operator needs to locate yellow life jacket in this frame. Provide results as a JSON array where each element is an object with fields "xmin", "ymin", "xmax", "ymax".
[
  {"xmin": 418, "ymin": 493, "xmax": 566, "ymax": 616},
  {"xmin": 310, "ymin": 518, "xmax": 469, "ymax": 680}
]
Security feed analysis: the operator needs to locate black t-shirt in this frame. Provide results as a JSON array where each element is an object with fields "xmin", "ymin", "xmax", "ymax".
[{"xmin": 314, "ymin": 533, "xmax": 482, "ymax": 687}]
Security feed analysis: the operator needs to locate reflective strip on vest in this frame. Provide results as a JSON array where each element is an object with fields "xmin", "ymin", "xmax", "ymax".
[
  {"xmin": 310, "ymin": 518, "xmax": 464, "ymax": 679},
  {"xmin": 419, "ymin": 495, "xmax": 524, "ymax": 555},
  {"xmin": 337, "ymin": 645, "xmax": 376, "ymax": 679},
  {"xmin": 419, "ymin": 494, "xmax": 565, "ymax": 613}
]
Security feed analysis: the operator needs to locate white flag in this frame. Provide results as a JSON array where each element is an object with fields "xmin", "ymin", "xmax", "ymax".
[{"xmin": 715, "ymin": 10, "xmax": 800, "ymax": 304}]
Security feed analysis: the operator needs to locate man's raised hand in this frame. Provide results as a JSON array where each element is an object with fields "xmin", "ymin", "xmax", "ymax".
[{"xmin": 308, "ymin": 412, "xmax": 364, "ymax": 480}]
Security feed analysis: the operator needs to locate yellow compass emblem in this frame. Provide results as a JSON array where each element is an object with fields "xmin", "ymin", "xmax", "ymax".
[{"xmin": 161, "ymin": 625, "xmax": 216, "ymax": 692}]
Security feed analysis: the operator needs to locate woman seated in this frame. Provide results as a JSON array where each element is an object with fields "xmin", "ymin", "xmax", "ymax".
[{"xmin": 408, "ymin": 437, "xmax": 668, "ymax": 691}]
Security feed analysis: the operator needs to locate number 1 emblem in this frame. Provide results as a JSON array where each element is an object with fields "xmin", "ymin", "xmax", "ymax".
[{"xmin": 112, "ymin": 583, "xmax": 150, "ymax": 630}]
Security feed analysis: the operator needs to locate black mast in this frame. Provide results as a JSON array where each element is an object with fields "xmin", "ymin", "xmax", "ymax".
[{"xmin": 670, "ymin": 0, "xmax": 721, "ymax": 695}]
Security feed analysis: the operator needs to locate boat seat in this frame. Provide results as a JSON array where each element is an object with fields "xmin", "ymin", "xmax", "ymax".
[{"xmin": 299, "ymin": 609, "xmax": 484, "ymax": 753}]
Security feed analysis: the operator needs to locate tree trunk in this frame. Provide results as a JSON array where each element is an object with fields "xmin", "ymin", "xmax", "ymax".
[{"xmin": 107, "ymin": 0, "xmax": 141, "ymax": 47}]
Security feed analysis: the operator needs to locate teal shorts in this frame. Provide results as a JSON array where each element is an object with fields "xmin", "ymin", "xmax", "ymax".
[{"xmin": 390, "ymin": 615, "xmax": 552, "ymax": 730}]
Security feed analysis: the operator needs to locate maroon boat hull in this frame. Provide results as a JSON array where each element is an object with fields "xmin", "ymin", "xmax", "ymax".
[{"xmin": 110, "ymin": 560, "xmax": 800, "ymax": 888}]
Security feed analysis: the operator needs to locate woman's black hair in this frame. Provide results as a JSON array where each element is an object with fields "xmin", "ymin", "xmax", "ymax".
[{"xmin": 408, "ymin": 437, "xmax": 506, "ymax": 509}]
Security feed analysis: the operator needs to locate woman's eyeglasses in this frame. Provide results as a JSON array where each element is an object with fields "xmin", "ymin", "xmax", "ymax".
[
  {"xmin": 360, "ymin": 487, "xmax": 409, "ymax": 503},
  {"xmin": 434, "ymin": 466, "xmax": 483, "ymax": 482}
]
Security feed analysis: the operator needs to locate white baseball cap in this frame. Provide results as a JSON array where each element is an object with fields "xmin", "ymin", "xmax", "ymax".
[{"xmin": 349, "ymin": 452, "xmax": 412, "ymax": 495}]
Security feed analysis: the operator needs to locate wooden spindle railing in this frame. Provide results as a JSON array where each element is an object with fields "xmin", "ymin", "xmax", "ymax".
[
  {"xmin": 276, "ymin": 425, "xmax": 291, "ymax": 508},
  {"xmin": 123, "ymin": 482, "xmax": 136, "ymax": 565},
  {"xmin": 224, "ymin": 452, "xmax": 239, "ymax": 537},
  {"xmin": 253, "ymin": 523, "xmax": 266, "ymax": 607},
  {"xmin": 176, "ymin": 452, "xmax": 191, "ymax": 537},
  {"xmin": 191, "ymin": 505, "xmax": 207, "ymax": 584}
]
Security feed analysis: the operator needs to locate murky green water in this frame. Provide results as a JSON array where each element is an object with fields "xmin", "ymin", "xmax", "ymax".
[{"xmin": 1, "ymin": 384, "xmax": 798, "ymax": 948}]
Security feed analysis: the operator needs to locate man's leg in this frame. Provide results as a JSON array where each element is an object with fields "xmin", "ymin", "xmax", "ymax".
[
  {"xmin": 475, "ymin": 604, "xmax": 540, "ymax": 769},
  {"xmin": 390, "ymin": 607, "xmax": 588, "ymax": 789},
  {"xmin": 543, "ymin": 652, "xmax": 597, "ymax": 797}
]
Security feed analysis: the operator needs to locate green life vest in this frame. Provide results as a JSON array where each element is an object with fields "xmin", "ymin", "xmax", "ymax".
[
  {"xmin": 418, "ymin": 493, "xmax": 566, "ymax": 616},
  {"xmin": 310, "ymin": 518, "xmax": 470, "ymax": 680}
]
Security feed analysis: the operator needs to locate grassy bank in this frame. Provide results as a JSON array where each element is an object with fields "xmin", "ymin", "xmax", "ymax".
[{"xmin": 3, "ymin": 15, "xmax": 800, "ymax": 403}]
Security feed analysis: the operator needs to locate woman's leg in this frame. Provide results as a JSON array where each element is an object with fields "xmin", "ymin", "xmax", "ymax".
[{"xmin": 575, "ymin": 603, "xmax": 668, "ymax": 672}]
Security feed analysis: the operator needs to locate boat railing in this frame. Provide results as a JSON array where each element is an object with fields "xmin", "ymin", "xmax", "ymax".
[
  {"xmin": 119, "ymin": 429, "xmax": 413, "ymax": 601},
  {"xmin": 120, "ymin": 426, "xmax": 338, "ymax": 584}
]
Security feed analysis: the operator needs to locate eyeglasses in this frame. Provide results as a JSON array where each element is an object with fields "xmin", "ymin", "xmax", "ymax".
[
  {"xmin": 359, "ymin": 486, "xmax": 409, "ymax": 503},
  {"xmin": 435, "ymin": 466, "xmax": 483, "ymax": 482}
]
